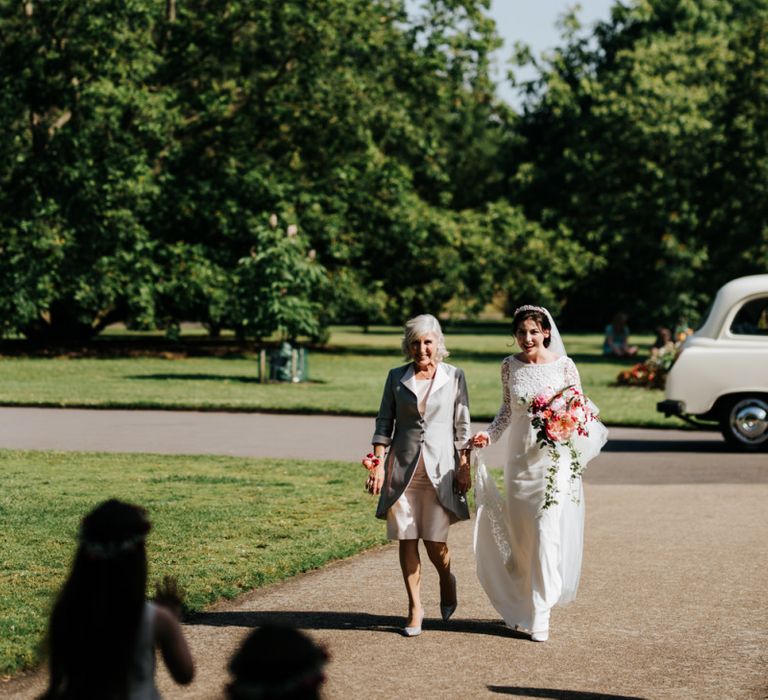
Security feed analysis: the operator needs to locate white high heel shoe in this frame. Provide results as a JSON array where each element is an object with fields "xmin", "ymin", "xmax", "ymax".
[{"xmin": 403, "ymin": 610, "xmax": 424, "ymax": 637}]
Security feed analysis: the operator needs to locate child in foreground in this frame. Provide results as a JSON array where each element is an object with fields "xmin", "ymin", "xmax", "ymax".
[{"xmin": 41, "ymin": 499, "xmax": 194, "ymax": 699}]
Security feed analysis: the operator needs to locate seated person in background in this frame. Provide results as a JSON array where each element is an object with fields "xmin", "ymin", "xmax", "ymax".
[
  {"xmin": 226, "ymin": 625, "xmax": 329, "ymax": 700},
  {"xmin": 603, "ymin": 312, "xmax": 638, "ymax": 357},
  {"xmin": 651, "ymin": 326, "xmax": 674, "ymax": 356}
]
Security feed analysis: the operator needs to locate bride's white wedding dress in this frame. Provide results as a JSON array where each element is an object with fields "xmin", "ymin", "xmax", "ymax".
[{"xmin": 473, "ymin": 354, "xmax": 607, "ymax": 634}]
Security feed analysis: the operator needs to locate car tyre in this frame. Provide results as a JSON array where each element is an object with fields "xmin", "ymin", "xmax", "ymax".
[{"xmin": 719, "ymin": 396, "xmax": 768, "ymax": 451}]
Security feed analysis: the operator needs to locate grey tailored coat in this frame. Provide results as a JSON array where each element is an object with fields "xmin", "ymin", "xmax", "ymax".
[{"xmin": 373, "ymin": 361, "xmax": 471, "ymax": 522}]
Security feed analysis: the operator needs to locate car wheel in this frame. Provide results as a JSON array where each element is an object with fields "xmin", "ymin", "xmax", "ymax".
[{"xmin": 719, "ymin": 397, "xmax": 768, "ymax": 451}]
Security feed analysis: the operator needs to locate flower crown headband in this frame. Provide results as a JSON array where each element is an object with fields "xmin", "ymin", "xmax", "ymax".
[{"xmin": 78, "ymin": 521, "xmax": 149, "ymax": 560}]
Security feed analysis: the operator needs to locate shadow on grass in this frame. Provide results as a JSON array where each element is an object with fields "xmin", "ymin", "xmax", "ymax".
[
  {"xmin": 319, "ymin": 346, "xmax": 515, "ymax": 362},
  {"xmin": 126, "ymin": 373, "xmax": 326, "ymax": 384},
  {"xmin": 320, "ymin": 346, "xmax": 517, "ymax": 363},
  {"xmin": 487, "ymin": 688, "xmax": 647, "ymax": 699},
  {"xmin": 349, "ymin": 322, "xmax": 513, "ymax": 336},
  {"xmin": 189, "ymin": 610, "xmax": 526, "ymax": 639},
  {"xmin": 317, "ymin": 347, "xmax": 631, "ymax": 368}
]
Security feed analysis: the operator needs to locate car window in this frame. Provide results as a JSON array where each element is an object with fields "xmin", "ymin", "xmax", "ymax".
[{"xmin": 730, "ymin": 296, "xmax": 768, "ymax": 335}]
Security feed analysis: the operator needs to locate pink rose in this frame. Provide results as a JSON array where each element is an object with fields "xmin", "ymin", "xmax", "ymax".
[
  {"xmin": 546, "ymin": 415, "xmax": 576, "ymax": 442},
  {"xmin": 532, "ymin": 387, "xmax": 555, "ymax": 408}
]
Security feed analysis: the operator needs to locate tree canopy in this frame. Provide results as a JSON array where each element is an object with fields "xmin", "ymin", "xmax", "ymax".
[
  {"xmin": 1, "ymin": 0, "xmax": 581, "ymax": 342},
  {"xmin": 510, "ymin": 0, "xmax": 768, "ymax": 328},
  {"xmin": 1, "ymin": 0, "xmax": 766, "ymax": 342}
]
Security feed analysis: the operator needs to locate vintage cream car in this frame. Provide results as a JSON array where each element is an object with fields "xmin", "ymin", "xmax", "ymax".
[{"xmin": 657, "ymin": 274, "xmax": 768, "ymax": 450}]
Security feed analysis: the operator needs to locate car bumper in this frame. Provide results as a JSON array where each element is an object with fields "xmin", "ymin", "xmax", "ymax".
[{"xmin": 657, "ymin": 399, "xmax": 685, "ymax": 417}]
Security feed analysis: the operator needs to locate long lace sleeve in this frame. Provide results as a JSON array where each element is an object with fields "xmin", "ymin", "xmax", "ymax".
[
  {"xmin": 485, "ymin": 357, "xmax": 513, "ymax": 444},
  {"xmin": 563, "ymin": 357, "xmax": 583, "ymax": 393}
]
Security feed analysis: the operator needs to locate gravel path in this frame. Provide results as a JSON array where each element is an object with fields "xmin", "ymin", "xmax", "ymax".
[{"xmin": 2, "ymin": 410, "xmax": 766, "ymax": 699}]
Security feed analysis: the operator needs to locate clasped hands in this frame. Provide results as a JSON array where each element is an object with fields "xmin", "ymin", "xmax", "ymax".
[{"xmin": 453, "ymin": 433, "xmax": 491, "ymax": 496}]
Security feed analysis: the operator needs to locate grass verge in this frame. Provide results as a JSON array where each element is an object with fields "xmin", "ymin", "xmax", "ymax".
[{"xmin": 0, "ymin": 449, "xmax": 387, "ymax": 677}]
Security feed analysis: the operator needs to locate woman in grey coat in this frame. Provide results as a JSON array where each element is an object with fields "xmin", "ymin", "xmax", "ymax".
[{"xmin": 363, "ymin": 314, "xmax": 472, "ymax": 637}]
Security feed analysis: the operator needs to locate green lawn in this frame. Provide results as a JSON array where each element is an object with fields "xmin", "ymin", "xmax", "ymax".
[
  {"xmin": 0, "ymin": 326, "xmax": 677, "ymax": 427},
  {"xmin": 0, "ymin": 449, "xmax": 387, "ymax": 676}
]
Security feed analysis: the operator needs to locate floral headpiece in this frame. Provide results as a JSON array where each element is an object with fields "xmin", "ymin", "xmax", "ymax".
[
  {"xmin": 78, "ymin": 531, "xmax": 147, "ymax": 559},
  {"xmin": 512, "ymin": 304, "xmax": 548, "ymax": 317}
]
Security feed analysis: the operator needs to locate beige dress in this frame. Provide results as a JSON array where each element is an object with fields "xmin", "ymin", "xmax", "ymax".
[{"xmin": 386, "ymin": 378, "xmax": 452, "ymax": 542}]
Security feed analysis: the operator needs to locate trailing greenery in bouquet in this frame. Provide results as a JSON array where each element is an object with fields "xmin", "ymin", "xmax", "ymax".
[{"xmin": 522, "ymin": 385, "xmax": 600, "ymax": 510}]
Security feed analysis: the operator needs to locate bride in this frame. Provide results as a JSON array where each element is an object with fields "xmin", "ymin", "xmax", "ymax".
[{"xmin": 471, "ymin": 305, "xmax": 607, "ymax": 642}]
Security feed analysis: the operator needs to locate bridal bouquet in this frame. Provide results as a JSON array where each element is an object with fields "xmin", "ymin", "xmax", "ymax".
[{"xmin": 522, "ymin": 385, "xmax": 598, "ymax": 509}]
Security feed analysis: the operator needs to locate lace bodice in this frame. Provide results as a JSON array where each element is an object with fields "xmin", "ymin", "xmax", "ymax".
[{"xmin": 485, "ymin": 355, "xmax": 582, "ymax": 444}]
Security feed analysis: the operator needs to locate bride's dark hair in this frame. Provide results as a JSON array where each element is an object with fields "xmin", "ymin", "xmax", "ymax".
[
  {"xmin": 42, "ymin": 499, "xmax": 151, "ymax": 700},
  {"xmin": 512, "ymin": 307, "xmax": 552, "ymax": 348}
]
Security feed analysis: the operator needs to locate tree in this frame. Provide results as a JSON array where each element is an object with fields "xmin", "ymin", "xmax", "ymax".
[
  {"xmin": 231, "ymin": 218, "xmax": 327, "ymax": 341},
  {"xmin": 153, "ymin": 0, "xmax": 562, "ymax": 326},
  {"xmin": 0, "ymin": 0, "xmax": 585, "ymax": 341},
  {"xmin": 0, "ymin": 0, "xmax": 179, "ymax": 341},
  {"xmin": 508, "ymin": 0, "xmax": 768, "ymax": 328}
]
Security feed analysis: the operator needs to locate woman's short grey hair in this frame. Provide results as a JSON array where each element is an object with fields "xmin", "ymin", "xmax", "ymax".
[{"xmin": 401, "ymin": 314, "xmax": 449, "ymax": 362}]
